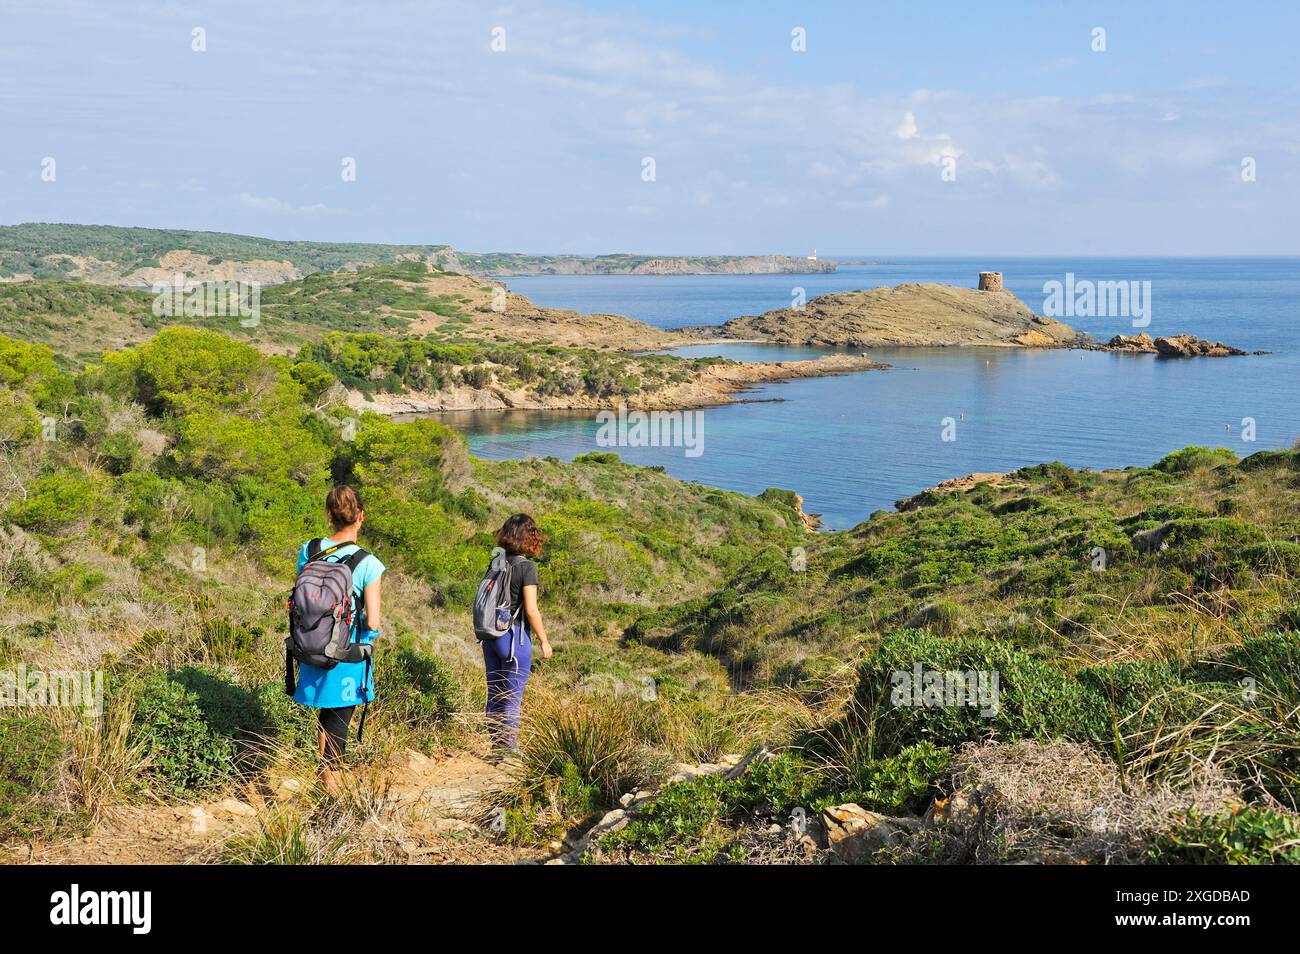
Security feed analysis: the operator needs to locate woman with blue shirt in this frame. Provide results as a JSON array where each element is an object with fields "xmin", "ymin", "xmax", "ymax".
[{"xmin": 291, "ymin": 485, "xmax": 385, "ymax": 797}]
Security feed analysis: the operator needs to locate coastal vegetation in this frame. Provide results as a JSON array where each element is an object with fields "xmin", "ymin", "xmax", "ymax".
[
  {"xmin": 298, "ymin": 332, "xmax": 715, "ymax": 401},
  {"xmin": 0, "ymin": 271, "xmax": 871, "ymax": 413},
  {"xmin": 0, "ymin": 235, "xmax": 1293, "ymax": 865},
  {"xmin": 0, "ymin": 223, "xmax": 451, "ymax": 279},
  {"xmin": 0, "ymin": 224, "xmax": 834, "ymax": 284}
]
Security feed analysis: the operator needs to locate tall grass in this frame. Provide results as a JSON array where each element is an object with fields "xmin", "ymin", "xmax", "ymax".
[
  {"xmin": 56, "ymin": 688, "xmax": 148, "ymax": 825},
  {"xmin": 216, "ymin": 767, "xmax": 407, "ymax": 865}
]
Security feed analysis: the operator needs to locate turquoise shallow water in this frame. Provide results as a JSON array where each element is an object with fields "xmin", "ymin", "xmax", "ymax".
[{"xmin": 441, "ymin": 258, "xmax": 1300, "ymax": 530}]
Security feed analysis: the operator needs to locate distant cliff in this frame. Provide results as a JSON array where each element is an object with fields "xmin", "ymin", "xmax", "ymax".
[
  {"xmin": 450, "ymin": 252, "xmax": 838, "ymax": 276},
  {"xmin": 0, "ymin": 224, "xmax": 837, "ymax": 285}
]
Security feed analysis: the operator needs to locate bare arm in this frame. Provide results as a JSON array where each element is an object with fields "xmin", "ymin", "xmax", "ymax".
[
  {"xmin": 362, "ymin": 579, "xmax": 382, "ymax": 634},
  {"xmin": 522, "ymin": 583, "xmax": 551, "ymax": 658}
]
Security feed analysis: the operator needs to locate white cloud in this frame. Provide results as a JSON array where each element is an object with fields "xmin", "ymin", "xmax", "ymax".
[
  {"xmin": 4, "ymin": 0, "xmax": 1294, "ymax": 253},
  {"xmin": 238, "ymin": 193, "xmax": 341, "ymax": 215}
]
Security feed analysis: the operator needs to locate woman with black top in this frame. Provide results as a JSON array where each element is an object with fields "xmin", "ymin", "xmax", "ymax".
[{"xmin": 483, "ymin": 513, "xmax": 552, "ymax": 752}]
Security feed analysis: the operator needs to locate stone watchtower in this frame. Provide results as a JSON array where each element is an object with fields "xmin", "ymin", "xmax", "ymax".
[{"xmin": 978, "ymin": 271, "xmax": 1003, "ymax": 291}]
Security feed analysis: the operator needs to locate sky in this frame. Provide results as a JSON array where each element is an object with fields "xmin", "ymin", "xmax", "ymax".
[{"xmin": 1, "ymin": 0, "xmax": 1297, "ymax": 255}]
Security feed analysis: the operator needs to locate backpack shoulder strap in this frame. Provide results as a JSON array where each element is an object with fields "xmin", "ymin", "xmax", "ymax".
[
  {"xmin": 342, "ymin": 548, "xmax": 370, "ymax": 573},
  {"xmin": 306, "ymin": 539, "xmax": 355, "ymax": 566}
]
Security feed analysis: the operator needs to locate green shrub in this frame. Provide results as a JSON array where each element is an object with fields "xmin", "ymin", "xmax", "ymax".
[
  {"xmin": 601, "ymin": 748, "xmax": 943, "ymax": 862},
  {"xmin": 729, "ymin": 752, "xmax": 825, "ymax": 817},
  {"xmin": 603, "ymin": 771, "xmax": 730, "ymax": 858},
  {"xmin": 8, "ymin": 469, "xmax": 100, "ymax": 530},
  {"xmin": 1075, "ymin": 660, "xmax": 1206, "ymax": 761},
  {"xmin": 1152, "ymin": 446, "xmax": 1237, "ymax": 474},
  {"xmin": 174, "ymin": 411, "xmax": 330, "ymax": 485},
  {"xmin": 1240, "ymin": 541, "xmax": 1300, "ymax": 576},
  {"xmin": 903, "ymin": 601, "xmax": 961, "ymax": 636},
  {"xmin": 104, "ymin": 326, "xmax": 301, "ymax": 417},
  {"xmin": 1153, "ymin": 807, "xmax": 1300, "ymax": 864},
  {"xmin": 98, "ymin": 430, "xmax": 139, "ymax": 475},
  {"xmin": 0, "ymin": 709, "xmax": 71, "ymax": 842},
  {"xmin": 599, "ymin": 755, "xmax": 815, "ymax": 860},
  {"xmin": 349, "ymin": 413, "xmax": 459, "ymax": 503},
  {"xmin": 0, "ymin": 389, "xmax": 42, "ymax": 448},
  {"xmin": 834, "ymin": 742, "xmax": 952, "ymax": 815},
  {"xmin": 253, "ymin": 682, "xmax": 317, "ymax": 754},
  {"xmin": 1158, "ymin": 517, "xmax": 1267, "ymax": 589},
  {"xmin": 376, "ymin": 639, "xmax": 464, "ymax": 745},
  {"xmin": 573, "ymin": 451, "xmax": 620, "ymax": 465},
  {"xmin": 1239, "ymin": 449, "xmax": 1300, "ymax": 472},
  {"xmin": 129, "ymin": 667, "xmax": 282, "ymax": 796},
  {"xmin": 845, "ymin": 629, "xmax": 1095, "ymax": 756},
  {"xmin": 0, "ymin": 335, "xmax": 60, "ymax": 389}
]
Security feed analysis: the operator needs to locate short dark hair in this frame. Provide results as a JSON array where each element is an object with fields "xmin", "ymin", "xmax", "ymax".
[{"xmin": 496, "ymin": 513, "xmax": 543, "ymax": 556}]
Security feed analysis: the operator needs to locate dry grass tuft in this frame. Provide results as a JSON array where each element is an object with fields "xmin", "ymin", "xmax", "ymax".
[{"xmin": 930, "ymin": 740, "xmax": 1240, "ymax": 863}]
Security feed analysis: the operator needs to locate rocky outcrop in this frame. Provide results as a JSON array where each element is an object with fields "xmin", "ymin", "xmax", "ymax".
[
  {"xmin": 1084, "ymin": 332, "xmax": 1248, "ymax": 357},
  {"xmin": 821, "ymin": 804, "xmax": 921, "ymax": 863},
  {"xmin": 1085, "ymin": 332, "xmax": 1158, "ymax": 353},
  {"xmin": 692, "ymin": 283, "xmax": 1084, "ymax": 349},
  {"xmin": 895, "ymin": 472, "xmax": 1012, "ymax": 511},
  {"xmin": 1153, "ymin": 334, "xmax": 1247, "ymax": 358},
  {"xmin": 121, "ymin": 250, "xmax": 302, "ymax": 289}
]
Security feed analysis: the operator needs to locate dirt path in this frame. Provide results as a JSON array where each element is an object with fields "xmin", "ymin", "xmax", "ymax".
[
  {"xmin": 386, "ymin": 749, "xmax": 550, "ymax": 864},
  {"xmin": 3, "ymin": 747, "xmax": 544, "ymax": 865}
]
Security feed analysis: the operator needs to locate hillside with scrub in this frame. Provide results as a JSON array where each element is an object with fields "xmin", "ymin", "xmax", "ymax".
[
  {"xmin": 0, "ymin": 222, "xmax": 454, "ymax": 284},
  {"xmin": 0, "ymin": 266, "xmax": 880, "ymax": 415},
  {"xmin": 0, "ymin": 260, "xmax": 685, "ymax": 359},
  {"xmin": 0, "ymin": 223, "xmax": 837, "ymax": 284},
  {"xmin": 0, "ymin": 319, "xmax": 1296, "ymax": 865}
]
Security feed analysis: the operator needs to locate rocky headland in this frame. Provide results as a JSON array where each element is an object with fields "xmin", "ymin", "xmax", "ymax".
[
  {"xmin": 689, "ymin": 281, "xmax": 1085, "ymax": 349},
  {"xmin": 686, "ymin": 276, "xmax": 1254, "ymax": 357}
]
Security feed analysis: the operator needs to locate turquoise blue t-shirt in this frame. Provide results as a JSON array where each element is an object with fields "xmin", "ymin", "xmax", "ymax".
[{"xmin": 291, "ymin": 538, "xmax": 386, "ymax": 709}]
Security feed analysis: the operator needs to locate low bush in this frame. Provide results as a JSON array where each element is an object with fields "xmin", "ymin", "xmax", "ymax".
[
  {"xmin": 8, "ymin": 469, "xmax": 100, "ymax": 531},
  {"xmin": 128, "ymin": 667, "xmax": 286, "ymax": 796},
  {"xmin": 1152, "ymin": 446, "xmax": 1237, "ymax": 474},
  {"xmin": 843, "ymin": 629, "xmax": 1094, "ymax": 756},
  {"xmin": 1153, "ymin": 807, "xmax": 1300, "ymax": 864},
  {"xmin": 506, "ymin": 698, "xmax": 655, "ymax": 825},
  {"xmin": 375, "ymin": 639, "xmax": 464, "ymax": 746},
  {"xmin": 824, "ymin": 741, "xmax": 953, "ymax": 815},
  {"xmin": 0, "ymin": 709, "xmax": 73, "ymax": 842}
]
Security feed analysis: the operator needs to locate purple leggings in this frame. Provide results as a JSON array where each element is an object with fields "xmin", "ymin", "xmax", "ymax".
[{"xmin": 483, "ymin": 625, "xmax": 531, "ymax": 749}]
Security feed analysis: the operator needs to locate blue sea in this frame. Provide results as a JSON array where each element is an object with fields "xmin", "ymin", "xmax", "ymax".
[{"xmin": 438, "ymin": 258, "xmax": 1300, "ymax": 530}]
